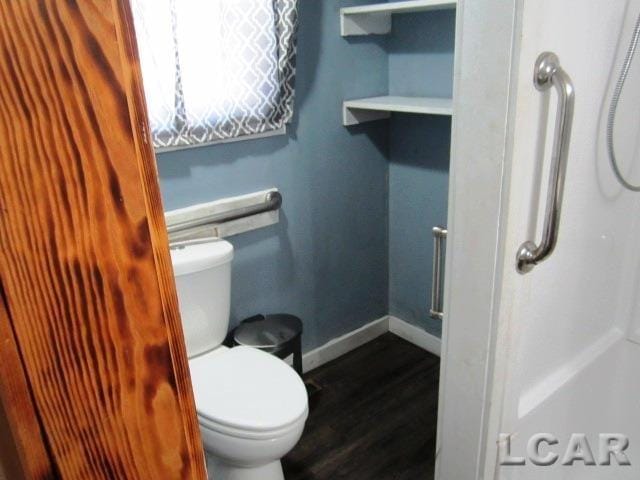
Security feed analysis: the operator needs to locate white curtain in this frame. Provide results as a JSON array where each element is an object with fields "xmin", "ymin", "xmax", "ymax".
[{"xmin": 131, "ymin": 0, "xmax": 298, "ymax": 149}]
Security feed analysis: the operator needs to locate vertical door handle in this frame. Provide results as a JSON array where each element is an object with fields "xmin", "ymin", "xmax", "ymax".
[
  {"xmin": 430, "ymin": 226, "xmax": 447, "ymax": 319},
  {"xmin": 516, "ymin": 52, "xmax": 575, "ymax": 274}
]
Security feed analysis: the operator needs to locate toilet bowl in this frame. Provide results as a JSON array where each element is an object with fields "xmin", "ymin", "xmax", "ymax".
[
  {"xmin": 171, "ymin": 240, "xmax": 308, "ymax": 480},
  {"xmin": 190, "ymin": 346, "xmax": 308, "ymax": 480}
]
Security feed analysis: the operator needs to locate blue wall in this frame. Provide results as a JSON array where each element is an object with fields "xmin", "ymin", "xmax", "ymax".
[
  {"xmin": 157, "ymin": 0, "xmax": 390, "ymax": 351},
  {"xmin": 387, "ymin": 10, "xmax": 456, "ymax": 336},
  {"xmin": 157, "ymin": 1, "xmax": 456, "ymax": 348},
  {"xmin": 388, "ymin": 115, "xmax": 450, "ymax": 337}
]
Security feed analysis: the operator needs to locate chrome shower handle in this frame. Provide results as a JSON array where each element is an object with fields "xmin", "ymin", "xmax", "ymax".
[{"xmin": 516, "ymin": 52, "xmax": 575, "ymax": 274}]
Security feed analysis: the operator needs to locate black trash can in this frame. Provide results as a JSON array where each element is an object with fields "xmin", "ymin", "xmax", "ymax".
[{"xmin": 232, "ymin": 314, "xmax": 303, "ymax": 376}]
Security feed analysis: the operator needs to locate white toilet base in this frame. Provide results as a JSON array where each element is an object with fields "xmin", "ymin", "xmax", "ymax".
[{"xmin": 207, "ymin": 456, "xmax": 284, "ymax": 480}]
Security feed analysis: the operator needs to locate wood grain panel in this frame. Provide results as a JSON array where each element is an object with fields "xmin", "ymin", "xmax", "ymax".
[
  {"xmin": 0, "ymin": 286, "xmax": 53, "ymax": 480},
  {"xmin": 0, "ymin": 1, "xmax": 206, "ymax": 478}
]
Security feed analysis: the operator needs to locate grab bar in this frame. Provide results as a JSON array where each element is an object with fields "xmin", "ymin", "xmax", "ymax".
[
  {"xmin": 430, "ymin": 226, "xmax": 447, "ymax": 320},
  {"xmin": 167, "ymin": 191, "xmax": 282, "ymax": 234},
  {"xmin": 516, "ymin": 52, "xmax": 575, "ymax": 274}
]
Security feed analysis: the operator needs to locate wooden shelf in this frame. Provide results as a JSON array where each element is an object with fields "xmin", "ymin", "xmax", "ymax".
[
  {"xmin": 340, "ymin": 0, "xmax": 457, "ymax": 36},
  {"xmin": 343, "ymin": 96, "xmax": 452, "ymax": 125}
]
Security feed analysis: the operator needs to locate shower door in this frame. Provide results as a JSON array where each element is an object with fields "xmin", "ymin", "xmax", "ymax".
[
  {"xmin": 479, "ymin": 0, "xmax": 640, "ymax": 479},
  {"xmin": 437, "ymin": 0, "xmax": 640, "ymax": 479}
]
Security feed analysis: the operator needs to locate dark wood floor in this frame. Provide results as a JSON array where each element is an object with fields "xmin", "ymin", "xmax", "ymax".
[{"xmin": 282, "ymin": 333, "xmax": 440, "ymax": 480}]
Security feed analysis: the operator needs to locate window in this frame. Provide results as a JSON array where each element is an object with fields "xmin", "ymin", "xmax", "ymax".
[{"xmin": 131, "ymin": 0, "xmax": 298, "ymax": 150}]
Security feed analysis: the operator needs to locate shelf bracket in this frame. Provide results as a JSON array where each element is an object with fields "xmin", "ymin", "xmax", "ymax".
[
  {"xmin": 343, "ymin": 105, "xmax": 391, "ymax": 126},
  {"xmin": 341, "ymin": 12, "xmax": 392, "ymax": 36}
]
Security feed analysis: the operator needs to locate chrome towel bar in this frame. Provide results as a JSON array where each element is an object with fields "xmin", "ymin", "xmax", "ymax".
[
  {"xmin": 430, "ymin": 226, "xmax": 447, "ymax": 320},
  {"xmin": 516, "ymin": 52, "xmax": 575, "ymax": 273},
  {"xmin": 167, "ymin": 191, "xmax": 282, "ymax": 235}
]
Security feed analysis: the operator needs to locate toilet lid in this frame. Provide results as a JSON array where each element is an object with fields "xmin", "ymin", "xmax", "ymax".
[{"xmin": 189, "ymin": 346, "xmax": 308, "ymax": 433}]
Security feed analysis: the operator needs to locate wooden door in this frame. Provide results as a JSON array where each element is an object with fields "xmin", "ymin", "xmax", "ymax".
[{"xmin": 0, "ymin": 1, "xmax": 206, "ymax": 478}]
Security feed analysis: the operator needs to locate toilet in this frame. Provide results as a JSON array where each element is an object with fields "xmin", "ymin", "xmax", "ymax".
[{"xmin": 171, "ymin": 239, "xmax": 308, "ymax": 480}]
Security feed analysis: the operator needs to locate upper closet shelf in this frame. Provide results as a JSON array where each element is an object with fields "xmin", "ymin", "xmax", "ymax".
[
  {"xmin": 340, "ymin": 0, "xmax": 457, "ymax": 36},
  {"xmin": 343, "ymin": 96, "xmax": 452, "ymax": 126}
]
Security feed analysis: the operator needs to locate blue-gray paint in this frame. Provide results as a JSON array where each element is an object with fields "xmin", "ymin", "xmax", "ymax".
[
  {"xmin": 387, "ymin": 10, "xmax": 455, "ymax": 335},
  {"xmin": 388, "ymin": 10, "xmax": 456, "ymax": 98},
  {"xmin": 157, "ymin": 0, "xmax": 390, "ymax": 351},
  {"xmin": 388, "ymin": 116, "xmax": 450, "ymax": 337},
  {"xmin": 156, "ymin": 1, "xmax": 455, "ymax": 349}
]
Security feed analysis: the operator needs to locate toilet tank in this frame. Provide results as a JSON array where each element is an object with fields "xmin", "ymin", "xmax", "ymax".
[{"xmin": 170, "ymin": 240, "xmax": 234, "ymax": 358}]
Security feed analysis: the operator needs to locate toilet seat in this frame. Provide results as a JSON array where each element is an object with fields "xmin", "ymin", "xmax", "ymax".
[
  {"xmin": 189, "ymin": 346, "xmax": 308, "ymax": 437},
  {"xmin": 198, "ymin": 411, "xmax": 306, "ymax": 441}
]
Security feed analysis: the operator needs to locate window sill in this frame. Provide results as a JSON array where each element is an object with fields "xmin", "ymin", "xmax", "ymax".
[{"xmin": 154, "ymin": 126, "xmax": 287, "ymax": 154}]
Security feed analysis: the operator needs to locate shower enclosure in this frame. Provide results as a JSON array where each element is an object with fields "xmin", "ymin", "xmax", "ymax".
[{"xmin": 438, "ymin": 0, "xmax": 640, "ymax": 478}]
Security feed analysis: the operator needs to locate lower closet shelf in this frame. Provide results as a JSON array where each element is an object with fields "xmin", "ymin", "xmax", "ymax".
[{"xmin": 343, "ymin": 96, "xmax": 453, "ymax": 125}]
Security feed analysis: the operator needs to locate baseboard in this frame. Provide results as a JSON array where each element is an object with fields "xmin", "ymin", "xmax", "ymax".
[
  {"xmin": 388, "ymin": 316, "xmax": 441, "ymax": 357},
  {"xmin": 302, "ymin": 317, "xmax": 389, "ymax": 372},
  {"xmin": 301, "ymin": 315, "xmax": 442, "ymax": 373}
]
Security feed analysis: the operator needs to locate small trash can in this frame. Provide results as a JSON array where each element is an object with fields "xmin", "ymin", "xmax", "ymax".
[{"xmin": 232, "ymin": 314, "xmax": 303, "ymax": 376}]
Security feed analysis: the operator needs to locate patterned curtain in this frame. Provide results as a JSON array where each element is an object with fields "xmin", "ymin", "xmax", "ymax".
[{"xmin": 132, "ymin": 0, "xmax": 299, "ymax": 149}]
